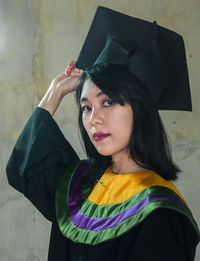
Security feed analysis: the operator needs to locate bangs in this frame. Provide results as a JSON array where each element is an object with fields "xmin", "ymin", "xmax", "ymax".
[{"xmin": 81, "ymin": 63, "xmax": 131, "ymax": 106}]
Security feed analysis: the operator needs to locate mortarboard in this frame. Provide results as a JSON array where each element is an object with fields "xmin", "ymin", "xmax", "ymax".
[{"xmin": 76, "ymin": 6, "xmax": 192, "ymax": 111}]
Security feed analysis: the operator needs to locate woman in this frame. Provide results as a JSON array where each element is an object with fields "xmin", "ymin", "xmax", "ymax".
[{"xmin": 6, "ymin": 60, "xmax": 200, "ymax": 260}]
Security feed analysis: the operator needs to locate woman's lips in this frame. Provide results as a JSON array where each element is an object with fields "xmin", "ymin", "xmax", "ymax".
[{"xmin": 93, "ymin": 133, "xmax": 111, "ymax": 142}]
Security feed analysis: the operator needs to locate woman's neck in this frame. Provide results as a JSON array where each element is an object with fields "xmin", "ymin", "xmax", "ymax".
[{"xmin": 111, "ymin": 153, "xmax": 149, "ymax": 174}]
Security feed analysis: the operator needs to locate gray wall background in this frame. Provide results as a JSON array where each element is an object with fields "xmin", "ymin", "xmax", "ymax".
[{"xmin": 0, "ymin": 0, "xmax": 199, "ymax": 260}]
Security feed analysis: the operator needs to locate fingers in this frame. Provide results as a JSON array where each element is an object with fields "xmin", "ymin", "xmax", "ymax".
[
  {"xmin": 53, "ymin": 61, "xmax": 83, "ymax": 84},
  {"xmin": 65, "ymin": 60, "xmax": 76, "ymax": 76},
  {"xmin": 65, "ymin": 60, "xmax": 83, "ymax": 77}
]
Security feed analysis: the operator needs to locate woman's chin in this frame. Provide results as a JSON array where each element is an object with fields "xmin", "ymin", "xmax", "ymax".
[
  {"xmin": 97, "ymin": 150, "xmax": 112, "ymax": 156},
  {"xmin": 95, "ymin": 148, "xmax": 113, "ymax": 156}
]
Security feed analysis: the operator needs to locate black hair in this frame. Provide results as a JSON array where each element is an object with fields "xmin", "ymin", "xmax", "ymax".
[{"xmin": 74, "ymin": 63, "xmax": 181, "ymax": 186}]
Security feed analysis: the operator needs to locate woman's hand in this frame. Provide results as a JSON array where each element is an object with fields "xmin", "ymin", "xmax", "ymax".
[
  {"xmin": 38, "ymin": 60, "xmax": 83, "ymax": 116},
  {"xmin": 50, "ymin": 60, "xmax": 83, "ymax": 97}
]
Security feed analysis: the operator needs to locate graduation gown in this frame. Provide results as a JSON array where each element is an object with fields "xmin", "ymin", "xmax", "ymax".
[{"xmin": 6, "ymin": 107, "xmax": 200, "ymax": 261}]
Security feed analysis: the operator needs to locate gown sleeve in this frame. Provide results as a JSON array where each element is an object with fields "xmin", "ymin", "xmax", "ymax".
[{"xmin": 6, "ymin": 107, "xmax": 80, "ymax": 222}]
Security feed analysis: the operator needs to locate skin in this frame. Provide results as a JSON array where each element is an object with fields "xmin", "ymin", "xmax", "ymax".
[{"xmin": 80, "ymin": 78, "xmax": 149, "ymax": 174}]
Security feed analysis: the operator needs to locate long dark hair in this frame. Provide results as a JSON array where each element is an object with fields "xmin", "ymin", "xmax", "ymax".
[{"xmin": 74, "ymin": 63, "xmax": 181, "ymax": 186}]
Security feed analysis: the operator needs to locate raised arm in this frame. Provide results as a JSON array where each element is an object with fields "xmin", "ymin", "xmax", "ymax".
[
  {"xmin": 38, "ymin": 60, "xmax": 82, "ymax": 116},
  {"xmin": 6, "ymin": 61, "xmax": 82, "ymax": 222}
]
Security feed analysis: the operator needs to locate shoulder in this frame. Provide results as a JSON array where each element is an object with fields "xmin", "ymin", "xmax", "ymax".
[
  {"xmin": 139, "ymin": 208, "xmax": 181, "ymax": 238},
  {"xmin": 120, "ymin": 208, "xmax": 198, "ymax": 260},
  {"xmin": 136, "ymin": 208, "xmax": 198, "ymax": 251},
  {"xmin": 138, "ymin": 207, "xmax": 198, "ymax": 240},
  {"xmin": 120, "ymin": 207, "xmax": 198, "ymax": 247},
  {"xmin": 131, "ymin": 208, "xmax": 180, "ymax": 238}
]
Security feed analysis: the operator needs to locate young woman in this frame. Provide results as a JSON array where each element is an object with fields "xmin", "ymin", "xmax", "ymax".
[{"xmin": 6, "ymin": 60, "xmax": 200, "ymax": 260}]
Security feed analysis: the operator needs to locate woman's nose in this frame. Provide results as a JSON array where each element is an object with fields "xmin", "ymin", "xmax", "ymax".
[{"xmin": 89, "ymin": 107, "xmax": 103, "ymax": 125}]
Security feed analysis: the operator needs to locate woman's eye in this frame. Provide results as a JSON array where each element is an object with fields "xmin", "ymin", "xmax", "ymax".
[
  {"xmin": 103, "ymin": 99, "xmax": 113, "ymax": 106},
  {"xmin": 81, "ymin": 100, "xmax": 114, "ymax": 113},
  {"xmin": 82, "ymin": 106, "xmax": 91, "ymax": 113}
]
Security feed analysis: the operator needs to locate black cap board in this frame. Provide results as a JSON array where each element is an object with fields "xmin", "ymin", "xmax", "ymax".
[{"xmin": 76, "ymin": 6, "xmax": 192, "ymax": 111}]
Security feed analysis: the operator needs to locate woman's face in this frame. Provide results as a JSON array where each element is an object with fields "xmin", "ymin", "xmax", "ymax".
[{"xmin": 80, "ymin": 78, "xmax": 133, "ymax": 157}]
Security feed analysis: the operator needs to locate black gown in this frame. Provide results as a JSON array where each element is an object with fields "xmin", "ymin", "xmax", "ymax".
[{"xmin": 6, "ymin": 107, "xmax": 200, "ymax": 261}]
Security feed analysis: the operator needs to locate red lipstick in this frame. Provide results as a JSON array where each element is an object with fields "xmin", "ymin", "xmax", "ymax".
[{"xmin": 93, "ymin": 132, "xmax": 111, "ymax": 142}]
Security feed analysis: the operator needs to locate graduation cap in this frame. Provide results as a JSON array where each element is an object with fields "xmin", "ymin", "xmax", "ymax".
[{"xmin": 76, "ymin": 6, "xmax": 192, "ymax": 111}]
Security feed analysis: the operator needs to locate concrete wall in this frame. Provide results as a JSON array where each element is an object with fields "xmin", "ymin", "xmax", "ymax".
[{"xmin": 1, "ymin": 0, "xmax": 199, "ymax": 260}]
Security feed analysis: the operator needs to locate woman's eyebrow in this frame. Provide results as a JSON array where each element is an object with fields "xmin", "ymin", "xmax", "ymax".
[{"xmin": 80, "ymin": 91, "xmax": 105, "ymax": 103}]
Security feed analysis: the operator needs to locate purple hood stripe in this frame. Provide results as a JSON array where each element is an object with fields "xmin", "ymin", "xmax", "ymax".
[{"xmin": 70, "ymin": 194, "xmax": 184, "ymax": 231}]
